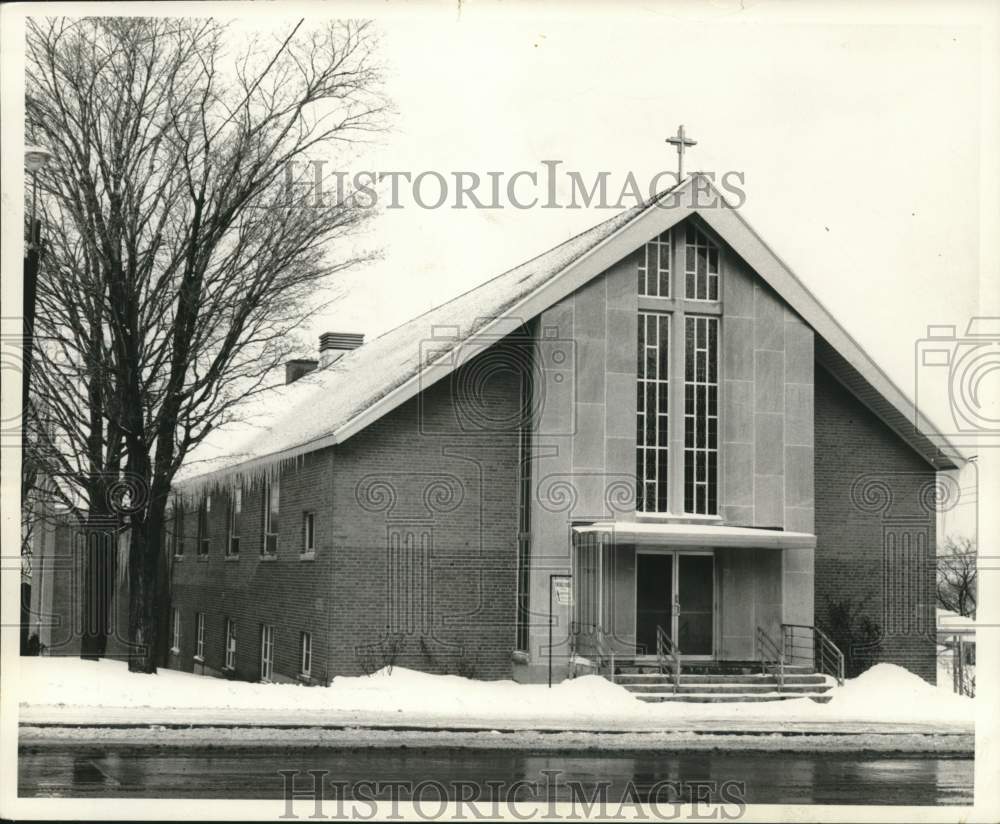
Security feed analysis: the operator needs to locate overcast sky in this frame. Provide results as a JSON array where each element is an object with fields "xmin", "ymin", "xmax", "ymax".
[
  {"xmin": 3, "ymin": 1, "xmax": 996, "ymax": 443},
  {"xmin": 276, "ymin": 1, "xmax": 995, "ymax": 444}
]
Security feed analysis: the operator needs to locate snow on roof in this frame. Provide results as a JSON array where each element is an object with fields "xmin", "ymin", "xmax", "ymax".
[
  {"xmin": 176, "ymin": 193, "xmax": 658, "ymax": 492},
  {"xmin": 936, "ymin": 609, "xmax": 977, "ymax": 634},
  {"xmin": 176, "ymin": 172, "xmax": 962, "ymax": 494},
  {"xmin": 574, "ymin": 521, "xmax": 816, "ymax": 549}
]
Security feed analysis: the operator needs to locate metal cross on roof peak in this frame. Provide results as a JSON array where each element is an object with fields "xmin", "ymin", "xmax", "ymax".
[{"xmin": 666, "ymin": 124, "xmax": 697, "ymax": 179}]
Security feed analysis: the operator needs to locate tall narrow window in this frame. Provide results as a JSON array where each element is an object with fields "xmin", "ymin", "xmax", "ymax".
[
  {"xmin": 224, "ymin": 619, "xmax": 237, "ymax": 670},
  {"xmin": 195, "ymin": 612, "xmax": 205, "ymax": 660},
  {"xmin": 171, "ymin": 608, "xmax": 180, "ymax": 652},
  {"xmin": 263, "ymin": 479, "xmax": 279, "ymax": 556},
  {"xmin": 303, "ymin": 512, "xmax": 315, "ymax": 554},
  {"xmin": 227, "ymin": 487, "xmax": 242, "ymax": 556},
  {"xmin": 300, "ymin": 632, "xmax": 312, "ymax": 678},
  {"xmin": 638, "ymin": 230, "xmax": 671, "ymax": 297},
  {"xmin": 172, "ymin": 502, "xmax": 185, "ymax": 557},
  {"xmin": 684, "ymin": 316, "xmax": 719, "ymax": 515},
  {"xmin": 197, "ymin": 495, "xmax": 211, "ymax": 556},
  {"xmin": 260, "ymin": 624, "xmax": 275, "ymax": 682},
  {"xmin": 636, "ymin": 311, "xmax": 670, "ymax": 513},
  {"xmin": 685, "ymin": 226, "xmax": 720, "ymax": 301}
]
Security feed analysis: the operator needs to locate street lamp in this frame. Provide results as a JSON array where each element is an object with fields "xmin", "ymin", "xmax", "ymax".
[
  {"xmin": 24, "ymin": 145, "xmax": 53, "ymax": 173},
  {"xmin": 23, "ymin": 144, "xmax": 53, "ymax": 433},
  {"xmin": 21, "ymin": 144, "xmax": 53, "ymax": 657}
]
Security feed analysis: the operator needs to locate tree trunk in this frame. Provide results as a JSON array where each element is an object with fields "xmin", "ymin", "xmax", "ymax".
[
  {"xmin": 80, "ymin": 476, "xmax": 114, "ymax": 660},
  {"xmin": 127, "ymin": 498, "xmax": 167, "ymax": 673}
]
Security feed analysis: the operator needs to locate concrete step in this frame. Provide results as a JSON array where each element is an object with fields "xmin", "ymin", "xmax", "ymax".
[
  {"xmin": 634, "ymin": 692, "xmax": 834, "ymax": 704},
  {"xmin": 622, "ymin": 682, "xmax": 833, "ymax": 695},
  {"xmin": 613, "ymin": 673, "xmax": 829, "ymax": 686},
  {"xmin": 613, "ymin": 660, "xmax": 815, "ymax": 676}
]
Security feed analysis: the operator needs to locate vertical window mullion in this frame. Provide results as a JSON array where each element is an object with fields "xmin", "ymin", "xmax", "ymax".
[
  {"xmin": 683, "ymin": 315, "xmax": 718, "ymax": 515},
  {"xmin": 637, "ymin": 310, "xmax": 670, "ymax": 512}
]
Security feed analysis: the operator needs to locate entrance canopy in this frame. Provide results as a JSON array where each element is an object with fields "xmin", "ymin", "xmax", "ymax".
[{"xmin": 572, "ymin": 521, "xmax": 816, "ymax": 550}]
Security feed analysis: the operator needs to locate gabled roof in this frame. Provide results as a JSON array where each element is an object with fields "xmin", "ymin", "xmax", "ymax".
[{"xmin": 178, "ymin": 175, "xmax": 961, "ymax": 490}]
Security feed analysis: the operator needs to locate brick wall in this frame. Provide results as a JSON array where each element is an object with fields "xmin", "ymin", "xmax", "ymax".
[
  {"xmin": 814, "ymin": 364, "xmax": 938, "ymax": 682},
  {"xmin": 329, "ymin": 339, "xmax": 522, "ymax": 680},
  {"xmin": 168, "ymin": 340, "xmax": 523, "ymax": 683},
  {"xmin": 168, "ymin": 446, "xmax": 336, "ymax": 683}
]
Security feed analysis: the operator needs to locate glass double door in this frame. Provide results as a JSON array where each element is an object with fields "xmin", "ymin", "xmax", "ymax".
[{"xmin": 635, "ymin": 551, "xmax": 714, "ymax": 658}]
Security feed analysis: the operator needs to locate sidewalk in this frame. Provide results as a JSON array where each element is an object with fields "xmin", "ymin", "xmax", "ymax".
[
  {"xmin": 16, "ymin": 657, "xmax": 975, "ymax": 753},
  {"xmin": 20, "ymin": 703, "xmax": 973, "ymax": 737}
]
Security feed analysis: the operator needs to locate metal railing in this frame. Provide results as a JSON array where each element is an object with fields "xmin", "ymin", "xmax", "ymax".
[
  {"xmin": 783, "ymin": 623, "xmax": 845, "ymax": 686},
  {"xmin": 569, "ymin": 622, "xmax": 616, "ymax": 683},
  {"xmin": 594, "ymin": 629, "xmax": 616, "ymax": 684},
  {"xmin": 755, "ymin": 625, "xmax": 785, "ymax": 690},
  {"xmin": 655, "ymin": 624, "xmax": 681, "ymax": 692}
]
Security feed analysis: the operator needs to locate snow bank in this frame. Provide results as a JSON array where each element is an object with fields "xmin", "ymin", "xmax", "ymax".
[
  {"xmin": 17, "ymin": 658, "xmax": 646, "ymax": 720},
  {"xmin": 17, "ymin": 658, "xmax": 974, "ymax": 726}
]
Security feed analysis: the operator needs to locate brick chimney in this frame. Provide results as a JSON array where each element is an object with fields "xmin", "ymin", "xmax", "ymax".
[
  {"xmin": 319, "ymin": 332, "xmax": 364, "ymax": 367},
  {"xmin": 285, "ymin": 358, "xmax": 318, "ymax": 384}
]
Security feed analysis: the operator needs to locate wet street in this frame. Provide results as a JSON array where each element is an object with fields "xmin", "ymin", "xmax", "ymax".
[{"xmin": 19, "ymin": 744, "xmax": 973, "ymax": 806}]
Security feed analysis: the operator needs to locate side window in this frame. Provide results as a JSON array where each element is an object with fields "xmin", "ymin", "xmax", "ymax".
[{"xmin": 262, "ymin": 479, "xmax": 279, "ymax": 556}]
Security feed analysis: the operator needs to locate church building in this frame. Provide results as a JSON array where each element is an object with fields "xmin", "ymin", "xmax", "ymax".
[{"xmin": 164, "ymin": 171, "xmax": 961, "ymax": 693}]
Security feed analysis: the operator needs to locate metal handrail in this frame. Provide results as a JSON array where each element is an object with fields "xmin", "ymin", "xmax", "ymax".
[
  {"xmin": 655, "ymin": 624, "xmax": 681, "ymax": 692},
  {"xmin": 594, "ymin": 628, "xmax": 616, "ymax": 684},
  {"xmin": 755, "ymin": 625, "xmax": 785, "ymax": 690},
  {"xmin": 782, "ymin": 623, "xmax": 845, "ymax": 686}
]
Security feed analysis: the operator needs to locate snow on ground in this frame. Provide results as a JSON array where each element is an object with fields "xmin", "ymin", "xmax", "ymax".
[{"xmin": 18, "ymin": 658, "xmax": 974, "ymax": 726}]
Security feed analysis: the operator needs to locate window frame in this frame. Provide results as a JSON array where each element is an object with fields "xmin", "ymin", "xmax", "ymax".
[
  {"xmin": 260, "ymin": 624, "xmax": 275, "ymax": 682},
  {"xmin": 635, "ymin": 222, "xmax": 723, "ymax": 517},
  {"xmin": 636, "ymin": 310, "xmax": 671, "ymax": 514},
  {"xmin": 684, "ymin": 225, "xmax": 721, "ymax": 302},
  {"xmin": 170, "ymin": 608, "xmax": 180, "ymax": 653},
  {"xmin": 638, "ymin": 230, "xmax": 671, "ymax": 298},
  {"xmin": 224, "ymin": 618, "xmax": 236, "ymax": 670},
  {"xmin": 172, "ymin": 502, "xmax": 185, "ymax": 558},
  {"xmin": 197, "ymin": 494, "xmax": 211, "ymax": 556},
  {"xmin": 227, "ymin": 487, "xmax": 242, "ymax": 557},
  {"xmin": 195, "ymin": 612, "xmax": 205, "ymax": 661},
  {"xmin": 262, "ymin": 479, "xmax": 279, "ymax": 557},
  {"xmin": 300, "ymin": 631, "xmax": 312, "ymax": 678},
  {"xmin": 683, "ymin": 314, "xmax": 720, "ymax": 516}
]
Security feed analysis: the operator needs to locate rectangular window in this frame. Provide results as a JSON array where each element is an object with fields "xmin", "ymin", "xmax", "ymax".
[
  {"xmin": 636, "ymin": 311, "xmax": 671, "ymax": 512},
  {"xmin": 685, "ymin": 225, "xmax": 720, "ymax": 301},
  {"xmin": 684, "ymin": 316, "xmax": 719, "ymax": 515},
  {"xmin": 300, "ymin": 632, "xmax": 312, "ymax": 677},
  {"xmin": 197, "ymin": 495, "xmax": 211, "ymax": 556},
  {"xmin": 260, "ymin": 624, "xmax": 275, "ymax": 682},
  {"xmin": 228, "ymin": 487, "xmax": 242, "ymax": 557},
  {"xmin": 225, "ymin": 618, "xmax": 236, "ymax": 670},
  {"xmin": 303, "ymin": 512, "xmax": 315, "ymax": 554},
  {"xmin": 263, "ymin": 479, "xmax": 279, "ymax": 556},
  {"xmin": 172, "ymin": 502, "xmax": 185, "ymax": 557},
  {"xmin": 171, "ymin": 608, "xmax": 180, "ymax": 653},
  {"xmin": 195, "ymin": 612, "xmax": 205, "ymax": 660},
  {"xmin": 638, "ymin": 230, "xmax": 671, "ymax": 297}
]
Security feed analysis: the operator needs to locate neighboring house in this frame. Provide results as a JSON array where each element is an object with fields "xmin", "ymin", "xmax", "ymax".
[
  {"xmin": 166, "ymin": 175, "xmax": 961, "ymax": 687},
  {"xmin": 936, "ymin": 608, "xmax": 976, "ymax": 697}
]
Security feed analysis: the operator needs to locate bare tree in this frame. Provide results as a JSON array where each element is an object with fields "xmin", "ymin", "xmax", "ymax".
[
  {"xmin": 937, "ymin": 536, "xmax": 977, "ymax": 618},
  {"xmin": 25, "ymin": 16, "xmax": 386, "ymax": 671}
]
